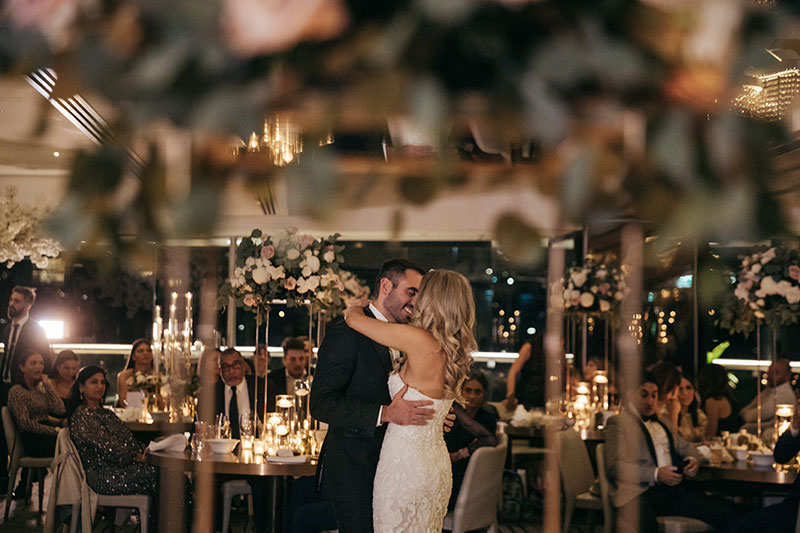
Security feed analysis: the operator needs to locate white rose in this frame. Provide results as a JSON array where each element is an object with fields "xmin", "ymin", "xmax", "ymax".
[
  {"xmin": 245, "ymin": 257, "xmax": 255, "ymax": 267},
  {"xmin": 590, "ymin": 285, "xmax": 598, "ymax": 294},
  {"xmin": 751, "ymin": 263, "xmax": 761, "ymax": 274},
  {"xmin": 572, "ymin": 271, "xmax": 587, "ymax": 287},
  {"xmin": 287, "ymin": 248, "xmax": 300, "ymax": 260},
  {"xmin": 734, "ymin": 283, "xmax": 750, "ymax": 301},
  {"xmin": 579, "ymin": 292, "xmax": 595, "ymax": 308},
  {"xmin": 300, "ymin": 251, "xmax": 321, "ymax": 277},
  {"xmin": 266, "ymin": 264, "xmax": 285, "ymax": 280},
  {"xmin": 756, "ymin": 298, "xmax": 765, "ymax": 307},
  {"xmin": 787, "ymin": 287, "xmax": 800, "ymax": 304},
  {"xmin": 599, "ymin": 299, "xmax": 611, "ymax": 312},
  {"xmin": 596, "ymin": 269, "xmax": 607, "ymax": 280},
  {"xmin": 251, "ymin": 266, "xmax": 269, "ymax": 284},
  {"xmin": 761, "ymin": 248, "xmax": 776, "ymax": 264},
  {"xmin": 323, "ymin": 250, "xmax": 336, "ymax": 263},
  {"xmin": 614, "ymin": 291, "xmax": 623, "ymax": 301}
]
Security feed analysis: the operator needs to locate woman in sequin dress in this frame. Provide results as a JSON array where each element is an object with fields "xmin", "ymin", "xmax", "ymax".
[
  {"xmin": 67, "ymin": 365, "xmax": 158, "ymax": 499},
  {"xmin": 8, "ymin": 350, "xmax": 65, "ymax": 457}
]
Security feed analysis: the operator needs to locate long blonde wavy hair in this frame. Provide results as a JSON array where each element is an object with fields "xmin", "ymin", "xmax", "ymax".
[{"xmin": 408, "ymin": 269, "xmax": 477, "ymax": 405}]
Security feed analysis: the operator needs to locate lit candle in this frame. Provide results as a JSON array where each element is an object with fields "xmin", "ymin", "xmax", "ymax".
[
  {"xmin": 254, "ymin": 439, "xmax": 266, "ymax": 455},
  {"xmin": 185, "ymin": 292, "xmax": 192, "ymax": 318},
  {"xmin": 276, "ymin": 425, "xmax": 289, "ymax": 436},
  {"xmin": 277, "ymin": 397, "xmax": 293, "ymax": 409},
  {"xmin": 241, "ymin": 436, "xmax": 254, "ymax": 451}
]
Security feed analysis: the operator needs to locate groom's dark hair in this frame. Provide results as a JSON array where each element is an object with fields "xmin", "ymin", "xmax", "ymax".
[{"xmin": 374, "ymin": 259, "xmax": 425, "ymax": 295}]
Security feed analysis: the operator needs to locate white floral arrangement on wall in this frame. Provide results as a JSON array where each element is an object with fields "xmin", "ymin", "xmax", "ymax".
[{"xmin": 0, "ymin": 186, "xmax": 61, "ymax": 268}]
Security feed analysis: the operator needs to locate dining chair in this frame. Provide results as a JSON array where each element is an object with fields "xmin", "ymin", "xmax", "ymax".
[
  {"xmin": 221, "ymin": 479, "xmax": 254, "ymax": 533},
  {"xmin": 442, "ymin": 433, "xmax": 508, "ymax": 533},
  {"xmin": 558, "ymin": 428, "xmax": 602, "ymax": 533},
  {"xmin": 2, "ymin": 406, "xmax": 53, "ymax": 520}
]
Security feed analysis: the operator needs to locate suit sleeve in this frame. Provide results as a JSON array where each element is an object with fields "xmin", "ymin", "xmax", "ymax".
[
  {"xmin": 774, "ymin": 428, "xmax": 800, "ymax": 464},
  {"xmin": 310, "ymin": 325, "xmax": 382, "ymax": 437},
  {"xmin": 605, "ymin": 415, "xmax": 655, "ymax": 488}
]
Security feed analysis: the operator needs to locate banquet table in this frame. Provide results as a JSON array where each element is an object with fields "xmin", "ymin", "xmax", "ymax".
[
  {"xmin": 125, "ymin": 420, "xmax": 194, "ymax": 443},
  {"xmin": 148, "ymin": 449, "xmax": 317, "ymax": 532}
]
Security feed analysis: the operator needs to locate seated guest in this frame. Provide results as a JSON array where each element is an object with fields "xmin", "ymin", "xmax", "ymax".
[
  {"xmin": 727, "ymin": 395, "xmax": 800, "ymax": 532},
  {"xmin": 8, "ymin": 350, "xmax": 66, "ymax": 457},
  {"xmin": 697, "ymin": 364, "xmax": 740, "ymax": 439},
  {"xmin": 650, "ymin": 361, "xmax": 682, "ymax": 430},
  {"xmin": 604, "ymin": 371, "xmax": 736, "ymax": 533},
  {"xmin": 444, "ymin": 370, "xmax": 498, "ymax": 509},
  {"xmin": 68, "ymin": 365, "xmax": 158, "ymax": 528},
  {"xmin": 675, "ymin": 375, "xmax": 707, "ymax": 443},
  {"xmin": 49, "ymin": 349, "xmax": 80, "ymax": 401},
  {"xmin": 202, "ymin": 348, "xmax": 268, "ymax": 533},
  {"xmin": 740, "ymin": 358, "xmax": 795, "ymax": 437},
  {"xmin": 267, "ymin": 337, "xmax": 309, "ymax": 411},
  {"xmin": 502, "ymin": 334, "xmax": 545, "ymax": 410},
  {"xmin": 116, "ymin": 339, "xmax": 154, "ymax": 407}
]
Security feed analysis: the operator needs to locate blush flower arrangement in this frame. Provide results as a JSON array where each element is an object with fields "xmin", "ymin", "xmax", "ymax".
[
  {"xmin": 718, "ymin": 245, "xmax": 800, "ymax": 335},
  {"xmin": 217, "ymin": 228, "xmax": 344, "ymax": 321},
  {"xmin": 316, "ymin": 269, "xmax": 371, "ymax": 317},
  {"xmin": 561, "ymin": 255, "xmax": 627, "ymax": 321}
]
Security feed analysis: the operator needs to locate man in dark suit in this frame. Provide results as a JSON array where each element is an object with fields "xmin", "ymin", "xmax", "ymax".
[
  {"xmin": 266, "ymin": 336, "xmax": 309, "ymax": 412},
  {"xmin": 210, "ymin": 348, "xmax": 269, "ymax": 533},
  {"xmin": 0, "ymin": 285, "xmax": 52, "ymax": 491},
  {"xmin": 604, "ymin": 371, "xmax": 736, "ymax": 533},
  {"xmin": 727, "ymin": 395, "xmax": 800, "ymax": 532},
  {"xmin": 310, "ymin": 259, "xmax": 434, "ymax": 533}
]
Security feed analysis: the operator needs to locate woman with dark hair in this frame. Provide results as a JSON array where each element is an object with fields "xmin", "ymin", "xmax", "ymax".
[
  {"xmin": 676, "ymin": 375, "xmax": 707, "ymax": 443},
  {"xmin": 68, "ymin": 366, "xmax": 158, "ymax": 504},
  {"xmin": 116, "ymin": 339, "xmax": 154, "ymax": 407},
  {"xmin": 502, "ymin": 334, "xmax": 545, "ymax": 410},
  {"xmin": 49, "ymin": 349, "xmax": 79, "ymax": 401},
  {"xmin": 444, "ymin": 370, "xmax": 498, "ymax": 509},
  {"xmin": 697, "ymin": 364, "xmax": 741, "ymax": 439},
  {"xmin": 8, "ymin": 350, "xmax": 66, "ymax": 457}
]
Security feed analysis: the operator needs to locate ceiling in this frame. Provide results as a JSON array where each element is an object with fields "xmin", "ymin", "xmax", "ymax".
[{"xmin": 0, "ymin": 74, "xmax": 565, "ymax": 244}]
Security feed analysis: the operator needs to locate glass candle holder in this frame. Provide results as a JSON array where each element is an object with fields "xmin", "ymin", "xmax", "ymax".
[
  {"xmin": 294, "ymin": 379, "xmax": 310, "ymax": 429},
  {"xmin": 775, "ymin": 404, "xmax": 794, "ymax": 441},
  {"xmin": 592, "ymin": 371, "xmax": 609, "ymax": 410},
  {"xmin": 276, "ymin": 394, "xmax": 295, "ymax": 431}
]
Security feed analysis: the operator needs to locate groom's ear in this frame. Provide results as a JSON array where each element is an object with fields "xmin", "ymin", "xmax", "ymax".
[{"xmin": 378, "ymin": 277, "xmax": 394, "ymax": 297}]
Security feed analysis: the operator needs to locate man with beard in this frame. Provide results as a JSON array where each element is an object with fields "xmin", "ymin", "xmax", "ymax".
[
  {"xmin": 310, "ymin": 259, "xmax": 432, "ymax": 532},
  {"xmin": 1, "ymin": 286, "xmax": 52, "ymax": 492}
]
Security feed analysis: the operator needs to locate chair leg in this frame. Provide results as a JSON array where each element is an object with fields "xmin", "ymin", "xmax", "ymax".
[
  {"xmin": 563, "ymin": 499, "xmax": 575, "ymax": 533},
  {"xmin": 37, "ymin": 468, "xmax": 45, "ymax": 512},
  {"xmin": 4, "ymin": 466, "xmax": 15, "ymax": 520},
  {"xmin": 25, "ymin": 467, "xmax": 34, "ymax": 502},
  {"xmin": 222, "ymin": 487, "xmax": 232, "ymax": 533}
]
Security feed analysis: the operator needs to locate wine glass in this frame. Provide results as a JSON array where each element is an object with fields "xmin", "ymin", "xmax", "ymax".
[{"xmin": 215, "ymin": 414, "xmax": 231, "ymax": 439}]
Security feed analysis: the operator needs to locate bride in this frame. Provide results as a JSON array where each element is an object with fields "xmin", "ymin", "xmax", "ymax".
[{"xmin": 345, "ymin": 269, "xmax": 476, "ymax": 532}]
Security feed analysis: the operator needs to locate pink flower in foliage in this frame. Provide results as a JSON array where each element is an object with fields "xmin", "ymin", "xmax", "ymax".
[
  {"xmin": 789, "ymin": 265, "xmax": 800, "ymax": 281},
  {"xmin": 284, "ymin": 277, "xmax": 297, "ymax": 290},
  {"xmin": 261, "ymin": 245, "xmax": 275, "ymax": 260},
  {"xmin": 298, "ymin": 234, "xmax": 315, "ymax": 249},
  {"xmin": 243, "ymin": 294, "xmax": 256, "ymax": 307}
]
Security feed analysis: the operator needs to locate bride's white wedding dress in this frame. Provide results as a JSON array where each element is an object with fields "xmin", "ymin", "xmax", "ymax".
[{"xmin": 373, "ymin": 372, "xmax": 454, "ymax": 532}]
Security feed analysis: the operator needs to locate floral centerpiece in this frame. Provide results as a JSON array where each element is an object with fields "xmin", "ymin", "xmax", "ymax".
[
  {"xmin": 217, "ymin": 228, "xmax": 345, "ymax": 321},
  {"xmin": 129, "ymin": 371, "xmax": 170, "ymax": 395},
  {"xmin": 316, "ymin": 269, "xmax": 371, "ymax": 317},
  {"xmin": 0, "ymin": 186, "xmax": 61, "ymax": 267},
  {"xmin": 718, "ymin": 245, "xmax": 800, "ymax": 335},
  {"xmin": 561, "ymin": 255, "xmax": 627, "ymax": 321}
]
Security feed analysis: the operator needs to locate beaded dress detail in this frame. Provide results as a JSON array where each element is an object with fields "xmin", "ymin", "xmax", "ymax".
[
  {"xmin": 373, "ymin": 372, "xmax": 453, "ymax": 532},
  {"xmin": 69, "ymin": 405, "xmax": 158, "ymax": 497}
]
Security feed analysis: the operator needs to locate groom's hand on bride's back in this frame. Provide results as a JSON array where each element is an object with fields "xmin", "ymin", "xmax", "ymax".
[{"xmin": 381, "ymin": 384, "xmax": 435, "ymax": 425}]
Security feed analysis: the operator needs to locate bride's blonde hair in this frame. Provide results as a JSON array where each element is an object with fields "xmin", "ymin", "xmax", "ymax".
[{"xmin": 411, "ymin": 269, "xmax": 476, "ymax": 405}]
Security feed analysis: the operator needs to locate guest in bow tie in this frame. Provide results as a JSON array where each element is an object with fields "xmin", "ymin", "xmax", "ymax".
[{"xmin": 603, "ymin": 371, "xmax": 736, "ymax": 533}]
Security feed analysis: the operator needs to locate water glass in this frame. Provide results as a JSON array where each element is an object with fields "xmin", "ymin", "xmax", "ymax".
[
  {"xmin": 215, "ymin": 414, "xmax": 231, "ymax": 439},
  {"xmin": 240, "ymin": 414, "xmax": 254, "ymax": 450}
]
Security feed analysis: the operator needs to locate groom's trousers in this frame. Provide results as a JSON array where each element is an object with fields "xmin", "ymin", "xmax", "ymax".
[{"xmin": 331, "ymin": 497, "xmax": 374, "ymax": 533}]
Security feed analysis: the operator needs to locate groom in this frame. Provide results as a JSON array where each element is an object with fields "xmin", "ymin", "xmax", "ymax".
[{"xmin": 310, "ymin": 259, "xmax": 432, "ymax": 532}]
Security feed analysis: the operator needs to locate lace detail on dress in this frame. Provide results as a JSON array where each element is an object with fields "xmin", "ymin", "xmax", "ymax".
[{"xmin": 373, "ymin": 373, "xmax": 453, "ymax": 532}]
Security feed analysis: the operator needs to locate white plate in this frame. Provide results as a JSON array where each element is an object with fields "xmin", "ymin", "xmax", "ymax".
[{"xmin": 267, "ymin": 455, "xmax": 309, "ymax": 464}]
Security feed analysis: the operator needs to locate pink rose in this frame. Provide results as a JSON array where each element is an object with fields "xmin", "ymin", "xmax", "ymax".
[
  {"xmin": 261, "ymin": 245, "xmax": 275, "ymax": 260},
  {"xmin": 221, "ymin": 0, "xmax": 349, "ymax": 57},
  {"xmin": 597, "ymin": 283, "xmax": 611, "ymax": 294},
  {"xmin": 243, "ymin": 294, "xmax": 256, "ymax": 307},
  {"xmin": 298, "ymin": 234, "xmax": 315, "ymax": 249},
  {"xmin": 789, "ymin": 265, "xmax": 800, "ymax": 281},
  {"xmin": 284, "ymin": 277, "xmax": 297, "ymax": 290}
]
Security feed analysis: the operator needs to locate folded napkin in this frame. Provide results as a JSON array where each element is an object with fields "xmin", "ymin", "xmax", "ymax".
[
  {"xmin": 148, "ymin": 434, "xmax": 188, "ymax": 453},
  {"xmin": 694, "ymin": 445, "xmax": 711, "ymax": 463},
  {"xmin": 118, "ymin": 407, "xmax": 141, "ymax": 422},
  {"xmin": 510, "ymin": 404, "xmax": 534, "ymax": 427},
  {"xmin": 267, "ymin": 455, "xmax": 309, "ymax": 464}
]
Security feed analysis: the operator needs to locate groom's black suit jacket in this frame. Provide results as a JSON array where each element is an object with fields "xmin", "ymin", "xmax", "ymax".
[{"xmin": 310, "ymin": 308, "xmax": 393, "ymax": 503}]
